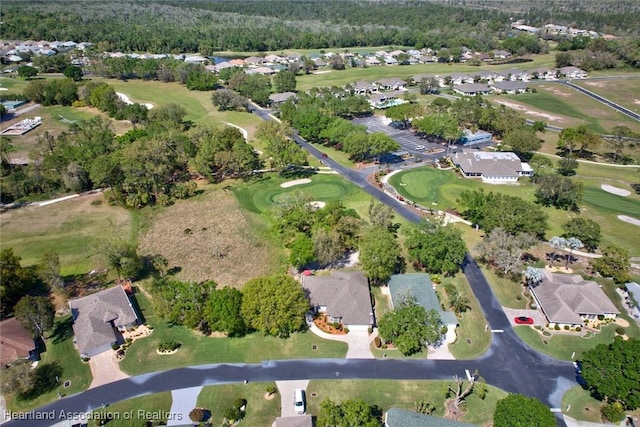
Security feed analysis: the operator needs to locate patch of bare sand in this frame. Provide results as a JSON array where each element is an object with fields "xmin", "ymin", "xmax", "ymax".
[
  {"xmin": 280, "ymin": 178, "xmax": 311, "ymax": 188},
  {"xmin": 138, "ymin": 190, "xmax": 281, "ymax": 287},
  {"xmin": 493, "ymin": 100, "xmax": 566, "ymax": 122},
  {"xmin": 601, "ymin": 184, "xmax": 631, "ymax": 197},
  {"xmin": 583, "ymin": 81, "xmax": 609, "ymax": 88},
  {"xmin": 635, "ymin": 99, "xmax": 640, "ymax": 105},
  {"xmin": 618, "ymin": 215, "xmax": 640, "ymax": 227}
]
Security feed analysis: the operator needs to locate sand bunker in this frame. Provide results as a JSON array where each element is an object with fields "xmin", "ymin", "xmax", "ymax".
[
  {"xmin": 618, "ymin": 215, "xmax": 640, "ymax": 227},
  {"xmin": 601, "ymin": 184, "xmax": 631, "ymax": 197},
  {"xmin": 116, "ymin": 92, "xmax": 154, "ymax": 109},
  {"xmin": 309, "ymin": 201, "xmax": 326, "ymax": 209},
  {"xmin": 493, "ymin": 100, "xmax": 565, "ymax": 122},
  {"xmin": 280, "ymin": 178, "xmax": 311, "ymax": 188}
]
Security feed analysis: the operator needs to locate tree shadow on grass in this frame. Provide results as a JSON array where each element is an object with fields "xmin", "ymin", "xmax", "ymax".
[
  {"xmin": 49, "ymin": 317, "xmax": 74, "ymax": 345},
  {"xmin": 17, "ymin": 361, "xmax": 63, "ymax": 401}
]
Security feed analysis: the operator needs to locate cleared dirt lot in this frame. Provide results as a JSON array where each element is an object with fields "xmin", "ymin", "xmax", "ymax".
[{"xmin": 138, "ymin": 188, "xmax": 284, "ymax": 287}]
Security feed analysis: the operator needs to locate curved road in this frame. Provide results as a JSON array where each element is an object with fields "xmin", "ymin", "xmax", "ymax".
[{"xmin": 4, "ymin": 106, "xmax": 576, "ymax": 427}]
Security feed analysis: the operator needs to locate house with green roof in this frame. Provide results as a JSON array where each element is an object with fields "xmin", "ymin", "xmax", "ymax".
[
  {"xmin": 387, "ymin": 274, "xmax": 459, "ymax": 347},
  {"xmin": 384, "ymin": 408, "xmax": 475, "ymax": 426}
]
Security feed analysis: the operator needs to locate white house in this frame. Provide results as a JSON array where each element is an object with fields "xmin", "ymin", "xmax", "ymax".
[{"xmin": 452, "ymin": 151, "xmax": 533, "ymax": 183}]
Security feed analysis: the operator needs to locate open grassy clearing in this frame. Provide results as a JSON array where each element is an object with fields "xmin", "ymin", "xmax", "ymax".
[
  {"xmin": 562, "ymin": 386, "xmax": 602, "ymax": 423},
  {"xmin": 492, "ymin": 84, "xmax": 640, "ymax": 134},
  {"xmin": 138, "ymin": 185, "xmax": 286, "ymax": 287},
  {"xmin": 0, "ymin": 192, "xmax": 133, "ymax": 276},
  {"xmin": 296, "ymin": 54, "xmax": 557, "ymax": 91},
  {"xmin": 514, "ymin": 323, "xmax": 618, "ymax": 361},
  {"xmin": 119, "ymin": 290, "xmax": 347, "ymax": 376},
  {"xmin": 306, "ymin": 379, "xmax": 507, "ymax": 425},
  {"xmin": 482, "ymin": 268, "xmax": 528, "ymax": 309},
  {"xmin": 573, "ymin": 76, "xmax": 640, "ymax": 114},
  {"xmin": 89, "ymin": 392, "xmax": 172, "ymax": 427},
  {"xmin": 197, "ymin": 383, "xmax": 280, "ymax": 427},
  {"xmin": 5, "ymin": 316, "xmax": 92, "ymax": 412},
  {"xmin": 388, "ymin": 166, "xmax": 640, "ymax": 254},
  {"xmin": 0, "ymin": 76, "xmax": 31, "ymax": 93},
  {"xmin": 444, "ymin": 274, "xmax": 492, "ymax": 359},
  {"xmin": 232, "ymin": 172, "xmax": 372, "ymax": 220}
]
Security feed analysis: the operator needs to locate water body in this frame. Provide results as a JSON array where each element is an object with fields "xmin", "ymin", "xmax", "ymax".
[{"xmin": 210, "ymin": 56, "xmax": 244, "ymax": 64}]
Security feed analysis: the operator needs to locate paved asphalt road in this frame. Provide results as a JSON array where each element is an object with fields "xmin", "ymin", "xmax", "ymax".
[{"xmin": 3, "ymin": 106, "xmax": 576, "ymax": 427}]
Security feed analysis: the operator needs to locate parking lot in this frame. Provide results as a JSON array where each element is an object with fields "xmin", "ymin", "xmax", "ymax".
[{"xmin": 352, "ymin": 115, "xmax": 445, "ymax": 156}]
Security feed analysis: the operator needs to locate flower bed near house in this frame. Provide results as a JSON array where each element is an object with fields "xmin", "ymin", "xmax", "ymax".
[{"xmin": 313, "ymin": 315, "xmax": 347, "ymax": 335}]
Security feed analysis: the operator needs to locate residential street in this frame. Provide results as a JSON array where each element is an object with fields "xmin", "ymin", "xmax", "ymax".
[{"xmin": 2, "ymin": 105, "xmax": 576, "ymax": 427}]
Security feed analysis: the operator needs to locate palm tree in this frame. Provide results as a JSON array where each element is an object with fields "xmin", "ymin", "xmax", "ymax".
[
  {"xmin": 565, "ymin": 237, "xmax": 584, "ymax": 269},
  {"xmin": 450, "ymin": 293, "xmax": 470, "ymax": 314},
  {"xmin": 548, "ymin": 236, "xmax": 567, "ymax": 267},
  {"xmin": 524, "ymin": 266, "xmax": 543, "ymax": 288}
]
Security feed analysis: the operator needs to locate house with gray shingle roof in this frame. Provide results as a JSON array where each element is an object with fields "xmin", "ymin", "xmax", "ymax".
[
  {"xmin": 452, "ymin": 151, "xmax": 533, "ymax": 183},
  {"xmin": 529, "ymin": 269, "xmax": 619, "ymax": 328},
  {"xmin": 453, "ymin": 83, "xmax": 492, "ymax": 96},
  {"xmin": 385, "ymin": 408, "xmax": 475, "ymax": 427},
  {"xmin": 387, "ymin": 274, "xmax": 458, "ymax": 330},
  {"xmin": 374, "ymin": 77, "xmax": 405, "ymax": 91},
  {"xmin": 268, "ymin": 92, "xmax": 297, "ymax": 106},
  {"xmin": 490, "ymin": 80, "xmax": 529, "ymax": 94},
  {"xmin": 301, "ymin": 271, "xmax": 373, "ymax": 331},
  {"xmin": 69, "ymin": 285, "xmax": 138, "ymax": 358}
]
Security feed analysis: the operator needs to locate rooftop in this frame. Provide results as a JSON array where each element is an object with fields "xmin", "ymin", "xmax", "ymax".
[{"xmin": 387, "ymin": 274, "xmax": 458, "ymax": 326}]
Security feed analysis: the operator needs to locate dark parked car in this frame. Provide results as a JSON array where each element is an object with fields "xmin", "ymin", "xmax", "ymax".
[{"xmin": 514, "ymin": 316, "xmax": 534, "ymax": 325}]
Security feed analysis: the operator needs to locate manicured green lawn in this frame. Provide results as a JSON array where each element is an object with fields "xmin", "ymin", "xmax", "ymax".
[
  {"xmin": 483, "ymin": 268, "xmax": 528, "ymax": 309},
  {"xmin": 305, "ymin": 379, "xmax": 507, "ymax": 425},
  {"xmin": 44, "ymin": 105, "xmax": 98, "ymax": 123},
  {"xmin": 232, "ymin": 173, "xmax": 372, "ymax": 219},
  {"xmin": 0, "ymin": 76, "xmax": 30, "ymax": 93},
  {"xmin": 197, "ymin": 383, "xmax": 281, "ymax": 427},
  {"xmin": 0, "ymin": 193, "xmax": 133, "ymax": 276},
  {"xmin": 444, "ymin": 275, "xmax": 492, "ymax": 359},
  {"xmin": 514, "ymin": 323, "xmax": 617, "ymax": 361},
  {"xmin": 6, "ymin": 316, "xmax": 92, "ymax": 411},
  {"xmin": 119, "ymin": 291, "xmax": 347, "ymax": 376},
  {"xmin": 310, "ymin": 143, "xmax": 356, "ymax": 168},
  {"xmin": 89, "ymin": 392, "xmax": 172, "ymax": 427},
  {"xmin": 562, "ymin": 386, "xmax": 603, "ymax": 423}
]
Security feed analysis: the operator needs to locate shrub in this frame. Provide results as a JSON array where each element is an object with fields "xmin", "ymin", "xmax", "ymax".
[
  {"xmin": 374, "ymin": 336, "xmax": 382, "ymax": 348},
  {"xmin": 265, "ymin": 385, "xmax": 277, "ymax": 395},
  {"xmin": 111, "ymin": 343, "xmax": 120, "ymax": 350},
  {"xmin": 125, "ymin": 338, "xmax": 133, "ymax": 344},
  {"xmin": 615, "ymin": 327, "xmax": 625, "ymax": 335},
  {"xmin": 554, "ymin": 325, "xmax": 560, "ymax": 331},
  {"xmin": 564, "ymin": 325, "xmax": 570, "ymax": 331},
  {"xmin": 597, "ymin": 315, "xmax": 604, "ymax": 321},
  {"xmin": 223, "ymin": 407, "xmax": 243, "ymax": 422},
  {"xmin": 158, "ymin": 341, "xmax": 181, "ymax": 352},
  {"xmin": 189, "ymin": 407, "xmax": 206, "ymax": 423},
  {"xmin": 343, "ymin": 327, "xmax": 349, "ymax": 334},
  {"xmin": 90, "ymin": 200, "xmax": 102, "ymax": 206},
  {"xmin": 431, "ymin": 274, "xmax": 442, "ymax": 284},
  {"xmin": 601, "ymin": 402, "xmax": 625, "ymax": 423},
  {"xmin": 575, "ymin": 327, "xmax": 581, "ymax": 332},
  {"xmin": 234, "ymin": 398, "xmax": 247, "ymax": 410}
]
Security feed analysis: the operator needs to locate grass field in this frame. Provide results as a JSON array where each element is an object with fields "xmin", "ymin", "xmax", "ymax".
[
  {"xmin": 494, "ymin": 83, "xmax": 640, "ymax": 134},
  {"xmin": 0, "ymin": 76, "xmax": 30, "ymax": 93},
  {"xmin": 388, "ymin": 166, "xmax": 640, "ymax": 254},
  {"xmin": 482, "ymin": 268, "xmax": 528, "ymax": 309},
  {"xmin": 562, "ymin": 386, "xmax": 603, "ymax": 423},
  {"xmin": 514, "ymin": 323, "xmax": 618, "ymax": 361},
  {"xmin": 444, "ymin": 274, "xmax": 492, "ymax": 359},
  {"xmin": 0, "ymin": 192, "xmax": 133, "ymax": 276},
  {"xmin": 305, "ymin": 379, "xmax": 507, "ymax": 425},
  {"xmin": 573, "ymin": 77, "xmax": 640, "ymax": 116},
  {"xmin": 197, "ymin": 383, "xmax": 281, "ymax": 427},
  {"xmin": 137, "ymin": 185, "xmax": 287, "ymax": 287},
  {"xmin": 119, "ymin": 290, "xmax": 347, "ymax": 376},
  {"xmin": 232, "ymin": 173, "xmax": 373, "ymax": 220},
  {"xmin": 89, "ymin": 392, "xmax": 172, "ymax": 427},
  {"xmin": 6, "ymin": 316, "xmax": 92, "ymax": 412}
]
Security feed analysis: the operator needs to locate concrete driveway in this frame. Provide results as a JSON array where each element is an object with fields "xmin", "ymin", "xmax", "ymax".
[
  {"xmin": 88, "ymin": 350, "xmax": 128, "ymax": 389},
  {"xmin": 276, "ymin": 380, "xmax": 309, "ymax": 417},
  {"xmin": 502, "ymin": 307, "xmax": 547, "ymax": 326},
  {"xmin": 308, "ymin": 322, "xmax": 374, "ymax": 359}
]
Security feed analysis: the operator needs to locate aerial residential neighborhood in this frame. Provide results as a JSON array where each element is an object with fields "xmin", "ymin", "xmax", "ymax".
[{"xmin": 0, "ymin": 1, "xmax": 639, "ymax": 426}]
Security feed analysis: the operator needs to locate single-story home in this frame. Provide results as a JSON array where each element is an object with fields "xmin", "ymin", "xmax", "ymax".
[
  {"xmin": 491, "ymin": 81, "xmax": 529, "ymax": 94},
  {"xmin": 368, "ymin": 92, "xmax": 405, "ymax": 109},
  {"xmin": 457, "ymin": 129, "xmax": 493, "ymax": 146},
  {"xmin": 245, "ymin": 66, "xmax": 276, "ymax": 75},
  {"xmin": 268, "ymin": 92, "xmax": 297, "ymax": 106},
  {"xmin": 69, "ymin": 285, "xmax": 139, "ymax": 358},
  {"xmin": 387, "ymin": 274, "xmax": 458, "ymax": 333},
  {"xmin": 365, "ymin": 57, "xmax": 382, "ymax": 66},
  {"xmin": 529, "ymin": 269, "xmax": 619, "ymax": 328},
  {"xmin": 184, "ymin": 55, "xmax": 208, "ymax": 64},
  {"xmin": 301, "ymin": 271, "xmax": 374, "ymax": 331},
  {"xmin": 385, "ymin": 408, "xmax": 475, "ymax": 427},
  {"xmin": 452, "ymin": 151, "xmax": 533, "ymax": 184},
  {"xmin": 244, "ymin": 56, "xmax": 266, "ymax": 66},
  {"xmin": 492, "ymin": 49, "xmax": 512, "ymax": 59},
  {"xmin": 374, "ymin": 78, "xmax": 405, "ymax": 91},
  {"xmin": 558, "ymin": 66, "xmax": 587, "ymax": 79},
  {"xmin": 453, "ymin": 83, "xmax": 492, "ymax": 96},
  {"xmin": 437, "ymin": 73, "xmax": 473, "ymax": 86},
  {"xmin": 352, "ymin": 80, "xmax": 378, "ymax": 94},
  {"xmin": 0, "ymin": 317, "xmax": 38, "ymax": 366}
]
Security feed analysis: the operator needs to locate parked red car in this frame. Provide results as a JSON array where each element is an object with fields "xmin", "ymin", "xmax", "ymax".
[{"xmin": 514, "ymin": 316, "xmax": 534, "ymax": 325}]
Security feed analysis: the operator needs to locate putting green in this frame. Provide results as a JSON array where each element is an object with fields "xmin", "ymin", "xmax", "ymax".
[
  {"xmin": 582, "ymin": 185, "xmax": 640, "ymax": 217},
  {"xmin": 233, "ymin": 174, "xmax": 359, "ymax": 215}
]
